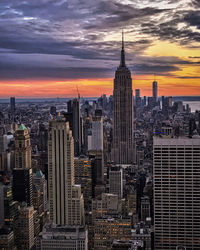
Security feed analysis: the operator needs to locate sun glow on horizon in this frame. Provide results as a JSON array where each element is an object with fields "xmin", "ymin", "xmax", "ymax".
[{"xmin": 1, "ymin": 73, "xmax": 200, "ymax": 98}]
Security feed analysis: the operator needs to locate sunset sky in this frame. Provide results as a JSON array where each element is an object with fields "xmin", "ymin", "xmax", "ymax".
[{"xmin": 0, "ymin": 0, "xmax": 200, "ymax": 98}]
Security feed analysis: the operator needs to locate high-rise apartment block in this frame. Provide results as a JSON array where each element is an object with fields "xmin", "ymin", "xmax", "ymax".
[
  {"xmin": 48, "ymin": 119, "xmax": 85, "ymax": 226},
  {"xmin": 112, "ymin": 32, "xmax": 134, "ymax": 164},
  {"xmin": 154, "ymin": 137, "xmax": 200, "ymax": 249}
]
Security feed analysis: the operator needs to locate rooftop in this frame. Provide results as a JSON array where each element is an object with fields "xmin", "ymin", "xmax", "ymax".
[
  {"xmin": 18, "ymin": 124, "xmax": 27, "ymax": 131},
  {"xmin": 35, "ymin": 170, "xmax": 44, "ymax": 177}
]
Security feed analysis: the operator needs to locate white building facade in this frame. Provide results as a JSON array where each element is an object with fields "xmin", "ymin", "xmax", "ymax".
[{"xmin": 154, "ymin": 137, "xmax": 200, "ymax": 250}]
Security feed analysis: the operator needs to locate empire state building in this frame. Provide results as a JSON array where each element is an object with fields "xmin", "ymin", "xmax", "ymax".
[{"xmin": 112, "ymin": 32, "xmax": 134, "ymax": 164}]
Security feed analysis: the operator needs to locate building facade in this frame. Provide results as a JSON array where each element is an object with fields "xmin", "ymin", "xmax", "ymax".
[
  {"xmin": 154, "ymin": 137, "xmax": 200, "ymax": 249},
  {"xmin": 109, "ymin": 166, "xmax": 123, "ymax": 198},
  {"xmin": 152, "ymin": 81, "xmax": 158, "ymax": 101},
  {"xmin": 74, "ymin": 157, "xmax": 92, "ymax": 210},
  {"xmin": 48, "ymin": 119, "xmax": 84, "ymax": 226},
  {"xmin": 112, "ymin": 33, "xmax": 134, "ymax": 164},
  {"xmin": 36, "ymin": 224, "xmax": 88, "ymax": 250},
  {"xmin": 13, "ymin": 124, "xmax": 33, "ymax": 206},
  {"xmin": 10, "ymin": 97, "xmax": 15, "ymax": 114},
  {"xmin": 0, "ymin": 227, "xmax": 16, "ymax": 250},
  {"xmin": 88, "ymin": 110, "xmax": 103, "ymax": 151},
  {"xmin": 67, "ymin": 98, "xmax": 82, "ymax": 156},
  {"xmin": 93, "ymin": 216, "xmax": 131, "ymax": 250},
  {"xmin": 15, "ymin": 206, "xmax": 35, "ymax": 250},
  {"xmin": 14, "ymin": 124, "xmax": 31, "ymax": 169}
]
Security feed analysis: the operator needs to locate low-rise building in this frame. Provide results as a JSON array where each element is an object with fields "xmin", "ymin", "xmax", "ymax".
[
  {"xmin": 93, "ymin": 216, "xmax": 131, "ymax": 250},
  {"xmin": 36, "ymin": 224, "xmax": 88, "ymax": 250}
]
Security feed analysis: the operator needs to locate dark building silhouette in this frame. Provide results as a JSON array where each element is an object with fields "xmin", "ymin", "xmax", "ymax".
[
  {"xmin": 0, "ymin": 184, "xmax": 19, "ymax": 229},
  {"xmin": 135, "ymin": 89, "xmax": 141, "ymax": 108},
  {"xmin": 10, "ymin": 97, "xmax": 15, "ymax": 114},
  {"xmin": 12, "ymin": 124, "xmax": 33, "ymax": 206},
  {"xmin": 38, "ymin": 124, "xmax": 48, "ymax": 152},
  {"xmin": 12, "ymin": 168, "xmax": 33, "ymax": 206},
  {"xmin": 50, "ymin": 106, "xmax": 56, "ymax": 116},
  {"xmin": 88, "ymin": 150, "xmax": 104, "ymax": 198},
  {"xmin": 67, "ymin": 98, "xmax": 82, "ymax": 156}
]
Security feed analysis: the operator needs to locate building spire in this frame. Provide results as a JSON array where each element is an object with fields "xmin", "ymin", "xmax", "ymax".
[
  {"xmin": 120, "ymin": 30, "xmax": 126, "ymax": 67},
  {"xmin": 122, "ymin": 29, "xmax": 124, "ymax": 49}
]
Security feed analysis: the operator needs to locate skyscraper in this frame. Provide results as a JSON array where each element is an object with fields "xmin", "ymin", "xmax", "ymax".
[
  {"xmin": 10, "ymin": 97, "xmax": 15, "ymax": 114},
  {"xmin": 33, "ymin": 170, "xmax": 48, "ymax": 213},
  {"xmin": 67, "ymin": 98, "xmax": 82, "ymax": 156},
  {"xmin": 14, "ymin": 124, "xmax": 31, "ymax": 169},
  {"xmin": 152, "ymin": 81, "xmax": 158, "ymax": 101},
  {"xmin": 13, "ymin": 124, "xmax": 33, "ymax": 206},
  {"xmin": 112, "ymin": 32, "xmax": 134, "ymax": 164},
  {"xmin": 74, "ymin": 157, "xmax": 92, "ymax": 211},
  {"xmin": 135, "ymin": 89, "xmax": 142, "ymax": 108},
  {"xmin": 48, "ymin": 118, "xmax": 85, "ymax": 226},
  {"xmin": 88, "ymin": 150, "xmax": 104, "ymax": 198},
  {"xmin": 88, "ymin": 109, "xmax": 103, "ymax": 151},
  {"xmin": 154, "ymin": 136, "xmax": 200, "ymax": 249}
]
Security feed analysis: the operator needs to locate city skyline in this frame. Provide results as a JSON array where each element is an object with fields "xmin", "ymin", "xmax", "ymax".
[{"xmin": 0, "ymin": 0, "xmax": 200, "ymax": 98}]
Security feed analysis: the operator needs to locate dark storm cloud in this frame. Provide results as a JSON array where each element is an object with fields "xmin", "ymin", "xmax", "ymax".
[
  {"xmin": 192, "ymin": 0, "xmax": 200, "ymax": 7},
  {"xmin": 131, "ymin": 64, "xmax": 179, "ymax": 74},
  {"xmin": 0, "ymin": 63, "xmax": 180, "ymax": 80},
  {"xmin": 0, "ymin": 54, "xmax": 186, "ymax": 79},
  {"xmin": 84, "ymin": 2, "xmax": 167, "ymax": 30},
  {"xmin": 0, "ymin": 27, "xmax": 151, "ymax": 60},
  {"xmin": 184, "ymin": 11, "xmax": 200, "ymax": 29},
  {"xmin": 0, "ymin": 0, "xmax": 199, "ymax": 80},
  {"xmin": 0, "ymin": 63, "xmax": 112, "ymax": 80},
  {"xmin": 141, "ymin": 17, "xmax": 200, "ymax": 44}
]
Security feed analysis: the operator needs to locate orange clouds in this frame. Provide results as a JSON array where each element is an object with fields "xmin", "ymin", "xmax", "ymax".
[
  {"xmin": 1, "ymin": 75, "xmax": 200, "ymax": 98},
  {"xmin": 0, "ymin": 79, "xmax": 113, "ymax": 98}
]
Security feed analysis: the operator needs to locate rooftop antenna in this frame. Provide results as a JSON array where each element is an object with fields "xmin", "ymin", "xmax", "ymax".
[
  {"xmin": 76, "ymin": 85, "xmax": 80, "ymax": 100},
  {"xmin": 122, "ymin": 29, "xmax": 124, "ymax": 50},
  {"xmin": 120, "ymin": 29, "xmax": 126, "ymax": 67}
]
